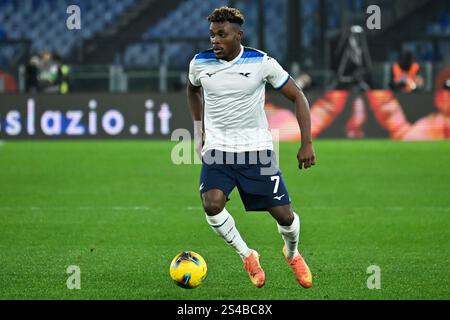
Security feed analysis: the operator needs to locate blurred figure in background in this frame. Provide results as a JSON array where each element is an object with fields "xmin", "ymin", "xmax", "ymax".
[
  {"xmin": 325, "ymin": 25, "xmax": 372, "ymax": 139},
  {"xmin": 52, "ymin": 53, "xmax": 70, "ymax": 94},
  {"xmin": 390, "ymin": 50, "xmax": 424, "ymax": 93},
  {"xmin": 331, "ymin": 25, "xmax": 372, "ymax": 91},
  {"xmin": 26, "ymin": 49, "xmax": 69, "ymax": 94},
  {"xmin": 0, "ymin": 69, "xmax": 17, "ymax": 93}
]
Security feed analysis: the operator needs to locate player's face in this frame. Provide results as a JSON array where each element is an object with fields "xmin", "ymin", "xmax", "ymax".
[{"xmin": 209, "ymin": 22, "xmax": 242, "ymax": 61}]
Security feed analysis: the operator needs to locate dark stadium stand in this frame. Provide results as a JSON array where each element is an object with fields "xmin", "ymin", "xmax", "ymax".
[
  {"xmin": 0, "ymin": 0, "xmax": 137, "ymax": 66},
  {"xmin": 0, "ymin": 0, "xmax": 448, "ymax": 91},
  {"xmin": 121, "ymin": 0, "xmax": 369, "ymax": 67},
  {"xmin": 124, "ymin": 0, "xmax": 288, "ymax": 66},
  {"xmin": 124, "ymin": 0, "xmax": 228, "ymax": 66}
]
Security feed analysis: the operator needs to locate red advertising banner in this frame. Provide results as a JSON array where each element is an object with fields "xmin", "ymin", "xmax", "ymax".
[{"xmin": 268, "ymin": 89, "xmax": 449, "ymax": 140}]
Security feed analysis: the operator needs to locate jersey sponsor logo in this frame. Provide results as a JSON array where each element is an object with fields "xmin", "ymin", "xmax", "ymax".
[
  {"xmin": 273, "ymin": 194, "xmax": 285, "ymax": 201},
  {"xmin": 206, "ymin": 72, "xmax": 216, "ymax": 78},
  {"xmin": 199, "ymin": 183, "xmax": 204, "ymax": 191},
  {"xmin": 239, "ymin": 72, "xmax": 251, "ymax": 78}
]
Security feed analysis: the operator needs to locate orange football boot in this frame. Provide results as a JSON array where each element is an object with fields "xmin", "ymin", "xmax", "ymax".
[
  {"xmin": 243, "ymin": 250, "xmax": 265, "ymax": 288},
  {"xmin": 283, "ymin": 245, "xmax": 313, "ymax": 288}
]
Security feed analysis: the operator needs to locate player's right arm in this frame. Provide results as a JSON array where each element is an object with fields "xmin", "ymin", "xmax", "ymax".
[
  {"xmin": 263, "ymin": 55, "xmax": 315, "ymax": 170},
  {"xmin": 278, "ymin": 78, "xmax": 316, "ymax": 170},
  {"xmin": 187, "ymin": 79, "xmax": 203, "ymax": 159},
  {"xmin": 187, "ymin": 57, "xmax": 204, "ymax": 159}
]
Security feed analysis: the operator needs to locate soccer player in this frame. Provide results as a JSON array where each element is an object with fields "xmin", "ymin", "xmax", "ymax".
[{"xmin": 187, "ymin": 7, "xmax": 315, "ymax": 288}]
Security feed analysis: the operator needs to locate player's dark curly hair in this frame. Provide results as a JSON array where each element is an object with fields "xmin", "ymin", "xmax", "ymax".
[{"xmin": 207, "ymin": 7, "xmax": 245, "ymax": 26}]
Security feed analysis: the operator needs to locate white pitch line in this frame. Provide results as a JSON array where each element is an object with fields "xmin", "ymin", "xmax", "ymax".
[
  {"xmin": 112, "ymin": 206, "xmax": 153, "ymax": 211},
  {"xmin": 186, "ymin": 206, "xmax": 203, "ymax": 211}
]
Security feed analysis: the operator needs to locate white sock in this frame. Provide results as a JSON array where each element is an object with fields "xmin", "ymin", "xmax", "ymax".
[
  {"xmin": 205, "ymin": 208, "xmax": 251, "ymax": 258},
  {"xmin": 277, "ymin": 212, "xmax": 300, "ymax": 259}
]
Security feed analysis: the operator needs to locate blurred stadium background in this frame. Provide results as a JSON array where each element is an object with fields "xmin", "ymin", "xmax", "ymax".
[
  {"xmin": 0, "ymin": 0, "xmax": 449, "ymax": 300},
  {"xmin": 1, "ymin": 0, "xmax": 449, "ymax": 140},
  {"xmin": 0, "ymin": 0, "xmax": 449, "ymax": 93}
]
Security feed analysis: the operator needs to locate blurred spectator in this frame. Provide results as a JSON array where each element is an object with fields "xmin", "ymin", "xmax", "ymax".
[
  {"xmin": 53, "ymin": 53, "xmax": 70, "ymax": 94},
  {"xmin": 331, "ymin": 25, "xmax": 372, "ymax": 91},
  {"xmin": 0, "ymin": 69, "xmax": 17, "ymax": 93},
  {"xmin": 25, "ymin": 55, "xmax": 40, "ymax": 93},
  {"xmin": 390, "ymin": 50, "xmax": 424, "ymax": 93},
  {"xmin": 26, "ymin": 49, "xmax": 70, "ymax": 94}
]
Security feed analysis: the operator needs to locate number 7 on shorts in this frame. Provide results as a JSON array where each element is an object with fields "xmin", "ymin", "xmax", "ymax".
[{"xmin": 271, "ymin": 176, "xmax": 280, "ymax": 193}]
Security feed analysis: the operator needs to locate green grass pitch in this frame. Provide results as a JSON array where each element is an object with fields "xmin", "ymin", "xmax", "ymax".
[{"xmin": 0, "ymin": 140, "xmax": 449, "ymax": 300}]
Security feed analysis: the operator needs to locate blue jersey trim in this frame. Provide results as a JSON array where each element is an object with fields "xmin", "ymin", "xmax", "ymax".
[
  {"xmin": 237, "ymin": 56, "xmax": 264, "ymax": 64},
  {"xmin": 238, "ymin": 47, "xmax": 264, "ymax": 64},
  {"xmin": 194, "ymin": 59, "xmax": 221, "ymax": 65},
  {"xmin": 242, "ymin": 48, "xmax": 264, "ymax": 58},
  {"xmin": 275, "ymin": 75, "xmax": 290, "ymax": 90},
  {"xmin": 195, "ymin": 49, "xmax": 216, "ymax": 60}
]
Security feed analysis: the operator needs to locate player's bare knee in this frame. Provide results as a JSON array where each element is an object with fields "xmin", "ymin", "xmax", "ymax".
[
  {"xmin": 203, "ymin": 198, "xmax": 225, "ymax": 216},
  {"xmin": 269, "ymin": 205, "xmax": 295, "ymax": 226},
  {"xmin": 202, "ymin": 190, "xmax": 226, "ymax": 216},
  {"xmin": 279, "ymin": 214, "xmax": 294, "ymax": 226},
  {"xmin": 203, "ymin": 202, "xmax": 224, "ymax": 216},
  {"xmin": 277, "ymin": 209, "xmax": 294, "ymax": 226}
]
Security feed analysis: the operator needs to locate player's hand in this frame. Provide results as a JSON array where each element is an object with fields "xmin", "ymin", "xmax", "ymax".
[{"xmin": 297, "ymin": 143, "xmax": 316, "ymax": 170}]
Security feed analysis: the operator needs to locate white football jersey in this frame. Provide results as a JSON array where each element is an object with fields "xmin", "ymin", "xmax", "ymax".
[{"xmin": 189, "ymin": 45, "xmax": 290, "ymax": 154}]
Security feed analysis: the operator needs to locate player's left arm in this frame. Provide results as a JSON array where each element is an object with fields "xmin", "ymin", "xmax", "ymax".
[{"xmin": 278, "ymin": 78, "xmax": 316, "ymax": 170}]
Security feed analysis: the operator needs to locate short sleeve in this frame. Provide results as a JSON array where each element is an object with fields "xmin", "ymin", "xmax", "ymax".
[
  {"xmin": 188, "ymin": 57, "xmax": 201, "ymax": 87},
  {"xmin": 263, "ymin": 56, "xmax": 290, "ymax": 90}
]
